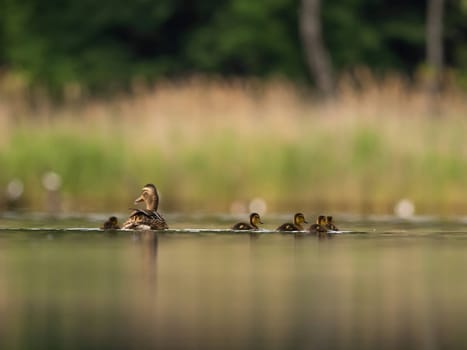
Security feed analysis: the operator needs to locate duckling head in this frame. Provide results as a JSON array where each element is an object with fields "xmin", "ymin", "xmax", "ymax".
[
  {"xmin": 294, "ymin": 213, "xmax": 308, "ymax": 225},
  {"xmin": 250, "ymin": 212, "xmax": 263, "ymax": 226},
  {"xmin": 134, "ymin": 184, "xmax": 159, "ymax": 211},
  {"xmin": 109, "ymin": 216, "xmax": 118, "ymax": 225},
  {"xmin": 326, "ymin": 216, "xmax": 333, "ymax": 224},
  {"xmin": 317, "ymin": 215, "xmax": 326, "ymax": 225}
]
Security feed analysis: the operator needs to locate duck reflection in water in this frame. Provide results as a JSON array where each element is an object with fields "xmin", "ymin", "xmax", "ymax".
[{"xmin": 131, "ymin": 230, "xmax": 159, "ymax": 287}]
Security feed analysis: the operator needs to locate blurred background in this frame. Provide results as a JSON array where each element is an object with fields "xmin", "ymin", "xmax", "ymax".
[
  {"xmin": 1, "ymin": 0, "xmax": 467, "ymax": 216},
  {"xmin": 3, "ymin": 3, "xmax": 467, "ymax": 349}
]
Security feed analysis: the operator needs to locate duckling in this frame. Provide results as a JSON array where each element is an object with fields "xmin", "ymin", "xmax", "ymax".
[
  {"xmin": 276, "ymin": 213, "xmax": 308, "ymax": 231},
  {"xmin": 309, "ymin": 215, "xmax": 327, "ymax": 234},
  {"xmin": 232, "ymin": 212, "xmax": 263, "ymax": 230},
  {"xmin": 122, "ymin": 184, "xmax": 169, "ymax": 230},
  {"xmin": 101, "ymin": 216, "xmax": 120, "ymax": 230},
  {"xmin": 325, "ymin": 216, "xmax": 339, "ymax": 231}
]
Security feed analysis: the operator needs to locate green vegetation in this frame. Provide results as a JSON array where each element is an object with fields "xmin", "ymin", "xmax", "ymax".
[
  {"xmin": 1, "ymin": 78, "xmax": 467, "ymax": 214},
  {"xmin": 1, "ymin": 0, "xmax": 467, "ymax": 92}
]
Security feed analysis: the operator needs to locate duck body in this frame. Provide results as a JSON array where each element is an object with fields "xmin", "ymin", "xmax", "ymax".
[
  {"xmin": 122, "ymin": 209, "xmax": 168, "ymax": 230},
  {"xmin": 276, "ymin": 213, "xmax": 307, "ymax": 232},
  {"xmin": 309, "ymin": 223, "xmax": 327, "ymax": 234},
  {"xmin": 232, "ymin": 222, "xmax": 257, "ymax": 230},
  {"xmin": 232, "ymin": 213, "xmax": 263, "ymax": 231},
  {"xmin": 276, "ymin": 223, "xmax": 303, "ymax": 231},
  {"xmin": 122, "ymin": 184, "xmax": 169, "ymax": 230}
]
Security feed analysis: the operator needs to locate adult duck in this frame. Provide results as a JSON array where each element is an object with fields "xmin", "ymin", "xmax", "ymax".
[{"xmin": 122, "ymin": 184, "xmax": 169, "ymax": 230}]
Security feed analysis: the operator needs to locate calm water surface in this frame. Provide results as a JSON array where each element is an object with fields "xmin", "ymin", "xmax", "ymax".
[{"xmin": 1, "ymin": 214, "xmax": 467, "ymax": 350}]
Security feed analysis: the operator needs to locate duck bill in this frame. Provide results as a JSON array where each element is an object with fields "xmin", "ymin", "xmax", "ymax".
[
  {"xmin": 304, "ymin": 220, "xmax": 309, "ymax": 224},
  {"xmin": 134, "ymin": 195, "xmax": 145, "ymax": 204}
]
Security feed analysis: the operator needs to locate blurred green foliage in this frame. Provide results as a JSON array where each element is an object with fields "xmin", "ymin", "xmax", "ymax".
[
  {"xmin": 1, "ymin": 0, "xmax": 467, "ymax": 92},
  {"xmin": 2, "ymin": 115, "xmax": 467, "ymax": 214}
]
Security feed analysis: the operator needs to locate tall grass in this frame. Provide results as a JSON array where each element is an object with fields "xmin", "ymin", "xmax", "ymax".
[{"xmin": 1, "ymin": 75, "xmax": 467, "ymax": 215}]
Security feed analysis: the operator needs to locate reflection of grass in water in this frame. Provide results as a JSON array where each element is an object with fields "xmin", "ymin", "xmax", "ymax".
[
  {"xmin": 2, "ymin": 233, "xmax": 467, "ymax": 349},
  {"xmin": 1, "ymin": 78, "xmax": 467, "ymax": 213}
]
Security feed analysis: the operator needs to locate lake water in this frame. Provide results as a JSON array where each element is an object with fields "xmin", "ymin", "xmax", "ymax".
[{"xmin": 1, "ymin": 214, "xmax": 467, "ymax": 350}]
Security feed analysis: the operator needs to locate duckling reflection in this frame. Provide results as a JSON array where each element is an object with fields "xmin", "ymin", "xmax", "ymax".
[
  {"xmin": 276, "ymin": 213, "xmax": 308, "ymax": 231},
  {"xmin": 122, "ymin": 184, "xmax": 168, "ymax": 230},
  {"xmin": 232, "ymin": 213, "xmax": 263, "ymax": 231}
]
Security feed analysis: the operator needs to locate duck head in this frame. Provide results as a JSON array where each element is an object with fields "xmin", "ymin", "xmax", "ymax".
[
  {"xmin": 134, "ymin": 184, "xmax": 159, "ymax": 211},
  {"xmin": 317, "ymin": 215, "xmax": 326, "ymax": 225},
  {"xmin": 109, "ymin": 216, "xmax": 119, "ymax": 226},
  {"xmin": 294, "ymin": 213, "xmax": 308, "ymax": 225},
  {"xmin": 250, "ymin": 212, "xmax": 263, "ymax": 227}
]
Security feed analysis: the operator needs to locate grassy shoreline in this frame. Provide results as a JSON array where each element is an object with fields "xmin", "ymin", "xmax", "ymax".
[{"xmin": 1, "ymin": 77, "xmax": 467, "ymax": 215}]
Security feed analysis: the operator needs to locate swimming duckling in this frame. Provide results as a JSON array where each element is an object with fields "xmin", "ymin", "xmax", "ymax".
[
  {"xmin": 325, "ymin": 216, "xmax": 339, "ymax": 231},
  {"xmin": 309, "ymin": 215, "xmax": 327, "ymax": 234},
  {"xmin": 276, "ymin": 213, "xmax": 308, "ymax": 231},
  {"xmin": 101, "ymin": 216, "xmax": 120, "ymax": 230},
  {"xmin": 122, "ymin": 184, "xmax": 169, "ymax": 230},
  {"xmin": 232, "ymin": 212, "xmax": 263, "ymax": 230}
]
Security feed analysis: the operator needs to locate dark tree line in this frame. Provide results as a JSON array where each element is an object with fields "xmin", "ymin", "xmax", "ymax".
[{"xmin": 0, "ymin": 0, "xmax": 466, "ymax": 94}]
